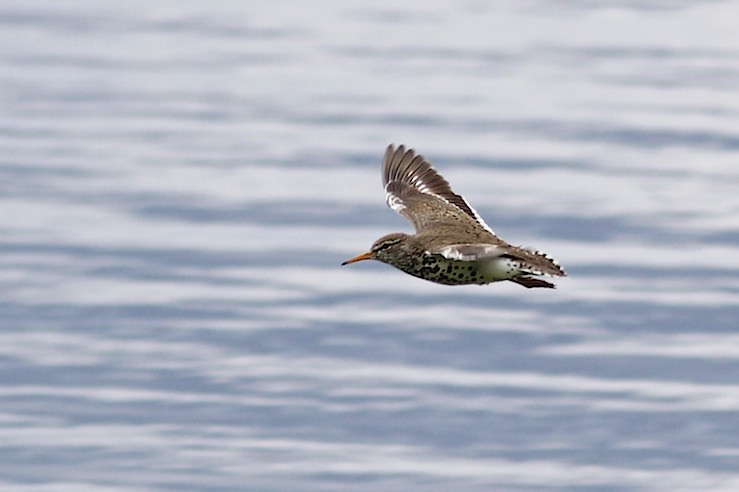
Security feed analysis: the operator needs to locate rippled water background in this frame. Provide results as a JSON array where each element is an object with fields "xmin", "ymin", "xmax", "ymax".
[{"xmin": 2, "ymin": 1, "xmax": 739, "ymax": 491}]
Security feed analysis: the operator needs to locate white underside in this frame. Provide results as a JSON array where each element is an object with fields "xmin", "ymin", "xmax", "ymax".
[
  {"xmin": 478, "ymin": 257, "xmax": 520, "ymax": 281},
  {"xmin": 430, "ymin": 249, "xmax": 522, "ymax": 282}
]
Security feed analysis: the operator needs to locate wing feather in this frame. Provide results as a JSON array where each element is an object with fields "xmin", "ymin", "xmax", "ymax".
[
  {"xmin": 430, "ymin": 243, "xmax": 566, "ymax": 277},
  {"xmin": 382, "ymin": 144, "xmax": 495, "ymax": 234}
]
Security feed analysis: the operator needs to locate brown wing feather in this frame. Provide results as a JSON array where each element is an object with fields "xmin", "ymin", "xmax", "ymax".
[{"xmin": 382, "ymin": 144, "xmax": 495, "ymax": 234}]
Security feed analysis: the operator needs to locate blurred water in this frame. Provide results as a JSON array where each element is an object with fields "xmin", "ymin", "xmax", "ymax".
[{"xmin": 1, "ymin": 1, "xmax": 739, "ymax": 491}]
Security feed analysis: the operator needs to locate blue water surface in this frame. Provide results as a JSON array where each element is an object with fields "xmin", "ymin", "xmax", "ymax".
[{"xmin": 1, "ymin": 1, "xmax": 738, "ymax": 491}]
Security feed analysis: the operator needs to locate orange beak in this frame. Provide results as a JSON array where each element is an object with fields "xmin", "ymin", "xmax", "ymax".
[{"xmin": 341, "ymin": 251, "xmax": 375, "ymax": 265}]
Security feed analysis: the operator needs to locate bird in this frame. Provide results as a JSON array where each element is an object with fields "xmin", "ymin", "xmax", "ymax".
[{"xmin": 341, "ymin": 144, "xmax": 566, "ymax": 288}]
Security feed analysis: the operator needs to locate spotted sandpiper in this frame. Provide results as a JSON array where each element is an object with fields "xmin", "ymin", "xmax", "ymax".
[{"xmin": 342, "ymin": 144, "xmax": 566, "ymax": 288}]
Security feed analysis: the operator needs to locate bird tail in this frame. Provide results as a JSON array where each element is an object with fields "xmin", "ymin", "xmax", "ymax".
[{"xmin": 511, "ymin": 248, "xmax": 566, "ymax": 278}]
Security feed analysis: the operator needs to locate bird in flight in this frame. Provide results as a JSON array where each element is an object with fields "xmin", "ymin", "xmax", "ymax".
[{"xmin": 342, "ymin": 144, "xmax": 566, "ymax": 288}]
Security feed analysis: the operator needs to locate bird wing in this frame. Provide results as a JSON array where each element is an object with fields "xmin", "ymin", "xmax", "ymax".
[
  {"xmin": 382, "ymin": 144, "xmax": 495, "ymax": 234},
  {"xmin": 429, "ymin": 243, "xmax": 566, "ymax": 277},
  {"xmin": 430, "ymin": 243, "xmax": 508, "ymax": 261}
]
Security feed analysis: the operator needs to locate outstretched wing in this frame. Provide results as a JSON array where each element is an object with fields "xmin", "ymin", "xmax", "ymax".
[{"xmin": 382, "ymin": 144, "xmax": 495, "ymax": 234}]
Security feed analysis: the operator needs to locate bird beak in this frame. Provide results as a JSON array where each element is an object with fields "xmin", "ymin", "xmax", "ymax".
[{"xmin": 341, "ymin": 251, "xmax": 374, "ymax": 265}]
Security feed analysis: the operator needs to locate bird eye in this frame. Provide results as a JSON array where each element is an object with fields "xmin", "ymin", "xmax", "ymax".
[{"xmin": 375, "ymin": 239, "xmax": 397, "ymax": 251}]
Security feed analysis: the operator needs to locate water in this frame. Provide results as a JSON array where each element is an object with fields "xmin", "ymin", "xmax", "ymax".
[{"xmin": 1, "ymin": 1, "xmax": 738, "ymax": 491}]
